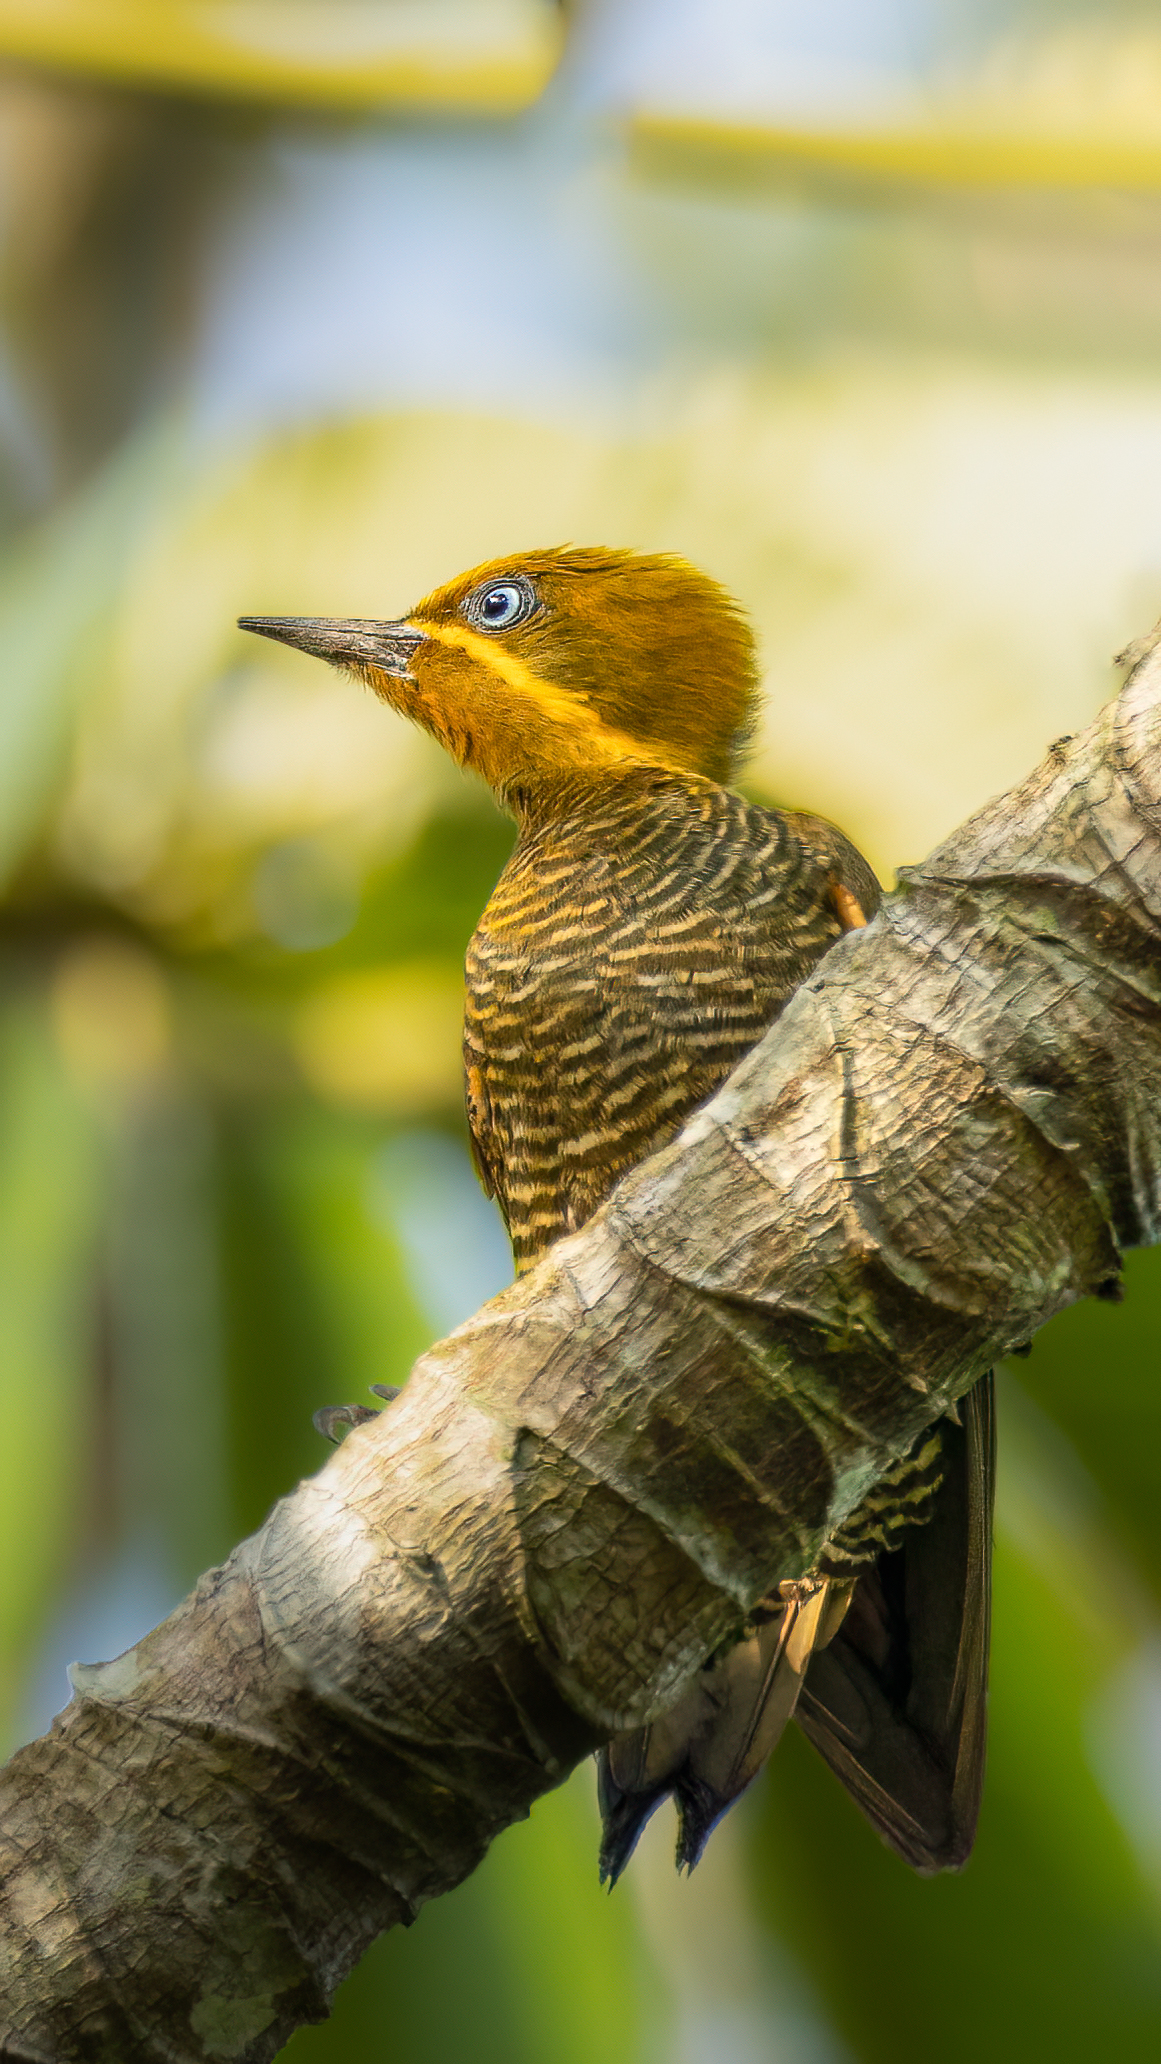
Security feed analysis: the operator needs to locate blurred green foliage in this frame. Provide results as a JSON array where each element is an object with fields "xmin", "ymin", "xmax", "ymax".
[{"xmin": 1, "ymin": 5, "xmax": 1160, "ymax": 2061}]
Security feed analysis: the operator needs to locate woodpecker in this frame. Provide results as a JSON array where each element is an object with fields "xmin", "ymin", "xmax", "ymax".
[{"xmin": 241, "ymin": 547, "xmax": 993, "ymax": 1882}]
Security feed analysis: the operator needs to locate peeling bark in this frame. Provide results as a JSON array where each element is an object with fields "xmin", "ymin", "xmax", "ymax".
[{"xmin": 3, "ymin": 649, "xmax": 1161, "ymax": 2061}]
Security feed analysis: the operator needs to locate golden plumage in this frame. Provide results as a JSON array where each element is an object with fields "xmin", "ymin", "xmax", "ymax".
[{"xmin": 241, "ymin": 545, "xmax": 993, "ymax": 1881}]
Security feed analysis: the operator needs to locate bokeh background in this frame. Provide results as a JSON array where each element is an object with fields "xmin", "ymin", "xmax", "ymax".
[{"xmin": 1, "ymin": 2, "xmax": 1161, "ymax": 2058}]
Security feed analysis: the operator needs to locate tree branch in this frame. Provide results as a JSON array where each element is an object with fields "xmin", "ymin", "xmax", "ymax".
[{"xmin": 3, "ymin": 647, "xmax": 1161, "ymax": 2063}]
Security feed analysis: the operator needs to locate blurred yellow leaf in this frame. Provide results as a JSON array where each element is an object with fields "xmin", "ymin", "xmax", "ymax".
[
  {"xmin": 633, "ymin": 115, "xmax": 1161, "ymax": 194},
  {"xmin": 633, "ymin": 22, "xmax": 1161, "ymax": 193},
  {"xmin": 53, "ymin": 387, "xmax": 1138, "ymax": 907},
  {"xmin": 0, "ymin": 0, "xmax": 562, "ymax": 113},
  {"xmin": 0, "ymin": 426, "xmax": 173, "ymax": 891},
  {"xmin": 50, "ymin": 938, "xmax": 172, "ymax": 1092},
  {"xmin": 294, "ymin": 961, "xmax": 464, "ymax": 1111}
]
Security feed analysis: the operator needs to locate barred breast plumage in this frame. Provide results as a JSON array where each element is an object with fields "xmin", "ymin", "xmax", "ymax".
[{"xmin": 464, "ymin": 770, "xmax": 866, "ymax": 1271}]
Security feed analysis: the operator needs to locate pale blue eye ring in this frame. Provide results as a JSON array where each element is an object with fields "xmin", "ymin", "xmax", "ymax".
[{"xmin": 465, "ymin": 577, "xmax": 536, "ymax": 632}]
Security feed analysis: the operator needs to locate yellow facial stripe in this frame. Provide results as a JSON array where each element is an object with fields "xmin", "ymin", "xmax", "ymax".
[{"xmin": 409, "ymin": 616, "xmax": 685, "ymax": 771}]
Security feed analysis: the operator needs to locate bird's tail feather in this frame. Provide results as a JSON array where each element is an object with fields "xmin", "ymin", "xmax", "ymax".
[
  {"xmin": 596, "ymin": 1374, "xmax": 994, "ymax": 1883},
  {"xmin": 598, "ymin": 1577, "xmax": 851, "ymax": 1883}
]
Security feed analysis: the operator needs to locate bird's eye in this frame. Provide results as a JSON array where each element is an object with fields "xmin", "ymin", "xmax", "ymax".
[{"xmin": 466, "ymin": 578, "xmax": 536, "ymax": 633}]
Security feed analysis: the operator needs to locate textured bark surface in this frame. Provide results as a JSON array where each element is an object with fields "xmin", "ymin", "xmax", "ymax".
[{"xmin": 3, "ymin": 650, "xmax": 1161, "ymax": 2061}]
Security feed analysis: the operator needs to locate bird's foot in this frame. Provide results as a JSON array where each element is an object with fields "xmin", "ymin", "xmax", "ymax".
[{"xmin": 313, "ymin": 1382, "xmax": 403, "ymax": 1445}]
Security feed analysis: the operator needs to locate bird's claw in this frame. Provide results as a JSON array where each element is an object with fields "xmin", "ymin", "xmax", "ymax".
[{"xmin": 313, "ymin": 1383, "xmax": 403, "ymax": 1445}]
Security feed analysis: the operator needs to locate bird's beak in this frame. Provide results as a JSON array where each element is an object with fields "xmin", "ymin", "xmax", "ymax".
[{"xmin": 237, "ymin": 615, "xmax": 425, "ymax": 680}]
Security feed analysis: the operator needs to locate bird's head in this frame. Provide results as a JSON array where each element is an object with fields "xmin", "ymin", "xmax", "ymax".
[{"xmin": 239, "ymin": 546, "xmax": 759, "ymax": 807}]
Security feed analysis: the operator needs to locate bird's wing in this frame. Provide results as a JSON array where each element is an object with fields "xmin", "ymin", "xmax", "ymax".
[
  {"xmin": 793, "ymin": 1369, "xmax": 996, "ymax": 1872},
  {"xmin": 780, "ymin": 808, "xmax": 883, "ymax": 931},
  {"xmin": 463, "ymin": 1054, "xmax": 500, "ymax": 1201}
]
